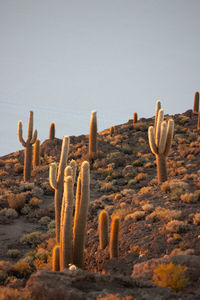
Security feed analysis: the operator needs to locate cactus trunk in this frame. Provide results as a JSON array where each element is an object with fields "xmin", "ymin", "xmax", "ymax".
[
  {"xmin": 156, "ymin": 154, "xmax": 167, "ymax": 184},
  {"xmin": 99, "ymin": 210, "xmax": 109, "ymax": 250},
  {"xmin": 24, "ymin": 144, "xmax": 32, "ymax": 181},
  {"xmin": 110, "ymin": 217, "xmax": 120, "ymax": 258},
  {"xmin": 52, "ymin": 245, "xmax": 60, "ymax": 271}
]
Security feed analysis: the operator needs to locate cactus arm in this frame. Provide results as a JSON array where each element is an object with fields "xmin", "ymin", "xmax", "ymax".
[
  {"xmin": 70, "ymin": 160, "xmax": 77, "ymax": 184},
  {"xmin": 155, "ymin": 109, "xmax": 164, "ymax": 147},
  {"xmin": 154, "ymin": 100, "xmax": 161, "ymax": 134},
  {"xmin": 52, "ymin": 245, "xmax": 60, "ymax": 271},
  {"xmin": 148, "ymin": 126, "xmax": 158, "ymax": 155},
  {"xmin": 164, "ymin": 119, "xmax": 174, "ymax": 156},
  {"xmin": 18, "ymin": 121, "xmax": 26, "ymax": 147},
  {"xmin": 30, "ymin": 129, "xmax": 37, "ymax": 144},
  {"xmin": 158, "ymin": 121, "xmax": 167, "ymax": 154},
  {"xmin": 27, "ymin": 111, "xmax": 33, "ymax": 140},
  {"xmin": 57, "ymin": 136, "xmax": 70, "ymax": 184},
  {"xmin": 49, "ymin": 163, "xmax": 58, "ymax": 190}
]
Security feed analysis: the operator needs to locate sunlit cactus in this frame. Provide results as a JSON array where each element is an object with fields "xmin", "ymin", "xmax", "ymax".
[
  {"xmin": 49, "ymin": 136, "xmax": 70, "ymax": 243},
  {"xmin": 110, "ymin": 216, "xmax": 120, "ymax": 258},
  {"xmin": 110, "ymin": 126, "xmax": 115, "ymax": 136},
  {"xmin": 89, "ymin": 110, "xmax": 97, "ymax": 159},
  {"xmin": 33, "ymin": 138, "xmax": 40, "ymax": 169},
  {"xmin": 193, "ymin": 92, "xmax": 199, "ymax": 114},
  {"xmin": 73, "ymin": 161, "xmax": 90, "ymax": 268},
  {"xmin": 99, "ymin": 210, "xmax": 109, "ymax": 249},
  {"xmin": 198, "ymin": 111, "xmax": 200, "ymax": 130},
  {"xmin": 52, "ymin": 244, "xmax": 60, "ymax": 271},
  {"xmin": 133, "ymin": 112, "xmax": 138, "ymax": 124},
  {"xmin": 148, "ymin": 103, "xmax": 174, "ymax": 184},
  {"xmin": 18, "ymin": 111, "xmax": 37, "ymax": 181},
  {"xmin": 49, "ymin": 122, "xmax": 55, "ymax": 139}
]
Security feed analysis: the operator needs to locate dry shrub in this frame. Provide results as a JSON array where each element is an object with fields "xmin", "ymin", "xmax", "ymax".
[
  {"xmin": 138, "ymin": 186, "xmax": 152, "ymax": 195},
  {"xmin": 153, "ymin": 262, "xmax": 188, "ymax": 292},
  {"xmin": 112, "ymin": 207, "xmax": 133, "ymax": 220},
  {"xmin": 29, "ymin": 197, "xmax": 43, "ymax": 208},
  {"xmin": 125, "ymin": 210, "xmax": 145, "ymax": 221},
  {"xmin": 193, "ymin": 213, "xmax": 200, "ymax": 225},
  {"xmin": 7, "ymin": 193, "xmax": 26, "ymax": 211},
  {"xmin": 0, "ymin": 170, "xmax": 9, "ymax": 176},
  {"xmin": 20, "ymin": 231, "xmax": 42, "ymax": 247},
  {"xmin": 7, "ymin": 249, "xmax": 21, "ymax": 259},
  {"xmin": 0, "ymin": 288, "xmax": 31, "ymax": 300},
  {"xmin": 146, "ymin": 207, "xmax": 181, "ymax": 222},
  {"xmin": 161, "ymin": 179, "xmax": 189, "ymax": 193},
  {"xmin": 141, "ymin": 203, "xmax": 154, "ymax": 213},
  {"xmin": 180, "ymin": 191, "xmax": 200, "ymax": 203},
  {"xmin": 0, "ymin": 208, "xmax": 18, "ymax": 218},
  {"xmin": 166, "ymin": 220, "xmax": 189, "ymax": 233},
  {"xmin": 133, "ymin": 173, "xmax": 147, "ymax": 183},
  {"xmin": 12, "ymin": 261, "xmax": 32, "ymax": 278},
  {"xmin": 14, "ymin": 163, "xmax": 23, "ymax": 174}
]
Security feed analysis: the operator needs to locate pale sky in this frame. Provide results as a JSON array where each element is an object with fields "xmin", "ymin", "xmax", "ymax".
[{"xmin": 0, "ymin": 0, "xmax": 200, "ymax": 155}]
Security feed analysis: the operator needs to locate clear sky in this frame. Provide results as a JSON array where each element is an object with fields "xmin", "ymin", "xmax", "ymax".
[{"xmin": 0, "ymin": 0, "xmax": 200, "ymax": 155}]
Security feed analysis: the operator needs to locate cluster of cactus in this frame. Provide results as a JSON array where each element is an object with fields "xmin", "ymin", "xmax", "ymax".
[
  {"xmin": 51, "ymin": 155, "xmax": 90, "ymax": 271},
  {"xmin": 89, "ymin": 110, "xmax": 98, "ymax": 159},
  {"xmin": 98, "ymin": 210, "xmax": 120, "ymax": 258},
  {"xmin": 148, "ymin": 101, "xmax": 174, "ymax": 184},
  {"xmin": 18, "ymin": 111, "xmax": 37, "ymax": 181}
]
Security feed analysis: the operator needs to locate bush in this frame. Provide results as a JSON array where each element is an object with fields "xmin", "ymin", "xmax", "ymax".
[
  {"xmin": 20, "ymin": 231, "xmax": 42, "ymax": 247},
  {"xmin": 7, "ymin": 193, "xmax": 26, "ymax": 211},
  {"xmin": 166, "ymin": 220, "xmax": 188, "ymax": 233},
  {"xmin": 7, "ymin": 249, "xmax": 21, "ymax": 259},
  {"xmin": 153, "ymin": 262, "xmax": 188, "ymax": 292},
  {"xmin": 0, "ymin": 288, "xmax": 31, "ymax": 300},
  {"xmin": 12, "ymin": 261, "xmax": 32, "ymax": 278}
]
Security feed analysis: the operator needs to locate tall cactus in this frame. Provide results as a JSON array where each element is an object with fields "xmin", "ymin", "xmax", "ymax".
[
  {"xmin": 193, "ymin": 91, "xmax": 199, "ymax": 114},
  {"xmin": 198, "ymin": 111, "xmax": 200, "ymax": 130},
  {"xmin": 148, "ymin": 104, "xmax": 174, "ymax": 183},
  {"xmin": 49, "ymin": 122, "xmax": 55, "ymax": 139},
  {"xmin": 133, "ymin": 112, "xmax": 138, "ymax": 124},
  {"xmin": 52, "ymin": 244, "xmax": 60, "ymax": 271},
  {"xmin": 89, "ymin": 110, "xmax": 97, "ymax": 159},
  {"xmin": 49, "ymin": 136, "xmax": 70, "ymax": 243},
  {"xmin": 98, "ymin": 210, "xmax": 109, "ymax": 250},
  {"xmin": 73, "ymin": 161, "xmax": 90, "ymax": 268},
  {"xmin": 60, "ymin": 175, "xmax": 74, "ymax": 271},
  {"xmin": 18, "ymin": 111, "xmax": 37, "ymax": 181},
  {"xmin": 110, "ymin": 216, "xmax": 120, "ymax": 258},
  {"xmin": 33, "ymin": 138, "xmax": 40, "ymax": 169},
  {"xmin": 69, "ymin": 160, "xmax": 77, "ymax": 185},
  {"xmin": 73, "ymin": 172, "xmax": 81, "ymax": 241}
]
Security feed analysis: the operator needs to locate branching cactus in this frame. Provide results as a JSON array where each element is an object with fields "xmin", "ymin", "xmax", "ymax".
[
  {"xmin": 110, "ymin": 216, "xmax": 120, "ymax": 258},
  {"xmin": 73, "ymin": 161, "xmax": 90, "ymax": 268},
  {"xmin": 52, "ymin": 245, "xmax": 60, "ymax": 271},
  {"xmin": 133, "ymin": 112, "xmax": 138, "ymax": 124},
  {"xmin": 193, "ymin": 92, "xmax": 199, "ymax": 114},
  {"xmin": 33, "ymin": 138, "xmax": 40, "ymax": 169},
  {"xmin": 89, "ymin": 110, "xmax": 97, "ymax": 159},
  {"xmin": 148, "ymin": 105, "xmax": 174, "ymax": 183},
  {"xmin": 49, "ymin": 136, "xmax": 70, "ymax": 243},
  {"xmin": 49, "ymin": 122, "xmax": 55, "ymax": 139},
  {"xmin": 98, "ymin": 210, "xmax": 109, "ymax": 250},
  {"xmin": 18, "ymin": 111, "xmax": 37, "ymax": 181},
  {"xmin": 60, "ymin": 175, "xmax": 74, "ymax": 271}
]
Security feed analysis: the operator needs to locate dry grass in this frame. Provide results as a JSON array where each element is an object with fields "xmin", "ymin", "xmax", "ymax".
[
  {"xmin": 146, "ymin": 207, "xmax": 182, "ymax": 222},
  {"xmin": 166, "ymin": 220, "xmax": 189, "ymax": 233},
  {"xmin": 7, "ymin": 193, "xmax": 26, "ymax": 211}
]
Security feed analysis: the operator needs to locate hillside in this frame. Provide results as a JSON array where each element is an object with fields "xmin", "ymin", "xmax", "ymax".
[{"xmin": 0, "ymin": 109, "xmax": 199, "ymax": 299}]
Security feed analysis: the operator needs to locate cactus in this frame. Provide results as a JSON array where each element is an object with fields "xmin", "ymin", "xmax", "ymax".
[
  {"xmin": 198, "ymin": 111, "xmax": 200, "ymax": 130},
  {"xmin": 133, "ymin": 112, "xmax": 138, "ymax": 124},
  {"xmin": 73, "ymin": 161, "xmax": 90, "ymax": 268},
  {"xmin": 73, "ymin": 172, "xmax": 81, "ymax": 241},
  {"xmin": 193, "ymin": 92, "xmax": 199, "ymax": 114},
  {"xmin": 33, "ymin": 138, "xmax": 40, "ymax": 169},
  {"xmin": 52, "ymin": 244, "xmax": 60, "ymax": 271},
  {"xmin": 154, "ymin": 100, "xmax": 161, "ymax": 134},
  {"xmin": 98, "ymin": 210, "xmax": 109, "ymax": 249},
  {"xmin": 69, "ymin": 160, "xmax": 77, "ymax": 184},
  {"xmin": 148, "ymin": 105, "xmax": 174, "ymax": 184},
  {"xmin": 60, "ymin": 175, "xmax": 74, "ymax": 271},
  {"xmin": 89, "ymin": 110, "xmax": 97, "ymax": 159},
  {"xmin": 110, "ymin": 126, "xmax": 114, "ymax": 136},
  {"xmin": 110, "ymin": 216, "xmax": 120, "ymax": 258},
  {"xmin": 49, "ymin": 136, "xmax": 70, "ymax": 243},
  {"xmin": 18, "ymin": 111, "xmax": 37, "ymax": 181},
  {"xmin": 49, "ymin": 122, "xmax": 55, "ymax": 139}
]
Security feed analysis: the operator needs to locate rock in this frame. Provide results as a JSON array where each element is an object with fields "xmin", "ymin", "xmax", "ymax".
[
  {"xmin": 26, "ymin": 269, "xmax": 179, "ymax": 300},
  {"xmin": 132, "ymin": 254, "xmax": 200, "ymax": 282}
]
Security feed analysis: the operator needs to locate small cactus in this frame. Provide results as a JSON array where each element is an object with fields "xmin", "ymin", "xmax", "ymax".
[
  {"xmin": 110, "ymin": 126, "xmax": 115, "ymax": 136},
  {"xmin": 110, "ymin": 216, "xmax": 120, "ymax": 258},
  {"xmin": 133, "ymin": 112, "xmax": 138, "ymax": 124},
  {"xmin": 52, "ymin": 245, "xmax": 60, "ymax": 271},
  {"xmin": 99, "ymin": 210, "xmax": 109, "ymax": 249},
  {"xmin": 148, "ymin": 102, "xmax": 174, "ymax": 183},
  {"xmin": 49, "ymin": 136, "xmax": 70, "ymax": 243},
  {"xmin": 33, "ymin": 138, "xmax": 40, "ymax": 169},
  {"xmin": 73, "ymin": 161, "xmax": 90, "ymax": 268},
  {"xmin": 89, "ymin": 110, "xmax": 97, "ymax": 159},
  {"xmin": 60, "ymin": 175, "xmax": 74, "ymax": 271},
  {"xmin": 49, "ymin": 122, "xmax": 55, "ymax": 139},
  {"xmin": 193, "ymin": 92, "xmax": 199, "ymax": 114},
  {"xmin": 198, "ymin": 111, "xmax": 200, "ymax": 130},
  {"xmin": 69, "ymin": 160, "xmax": 77, "ymax": 184},
  {"xmin": 18, "ymin": 111, "xmax": 37, "ymax": 181}
]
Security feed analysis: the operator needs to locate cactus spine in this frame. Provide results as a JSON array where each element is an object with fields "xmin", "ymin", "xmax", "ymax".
[
  {"xmin": 133, "ymin": 112, "xmax": 138, "ymax": 124},
  {"xmin": 60, "ymin": 175, "xmax": 74, "ymax": 271},
  {"xmin": 52, "ymin": 245, "xmax": 60, "ymax": 271},
  {"xmin": 33, "ymin": 138, "xmax": 40, "ymax": 169},
  {"xmin": 18, "ymin": 111, "xmax": 37, "ymax": 181},
  {"xmin": 99, "ymin": 210, "xmax": 109, "ymax": 250},
  {"xmin": 73, "ymin": 161, "xmax": 90, "ymax": 268},
  {"xmin": 49, "ymin": 136, "xmax": 70, "ymax": 243},
  {"xmin": 89, "ymin": 110, "xmax": 97, "ymax": 159},
  {"xmin": 193, "ymin": 92, "xmax": 199, "ymax": 114},
  {"xmin": 110, "ymin": 216, "xmax": 120, "ymax": 258},
  {"xmin": 49, "ymin": 122, "xmax": 55, "ymax": 139},
  {"xmin": 148, "ymin": 104, "xmax": 174, "ymax": 184}
]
